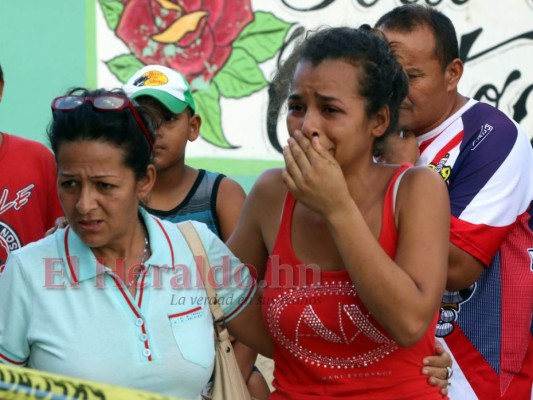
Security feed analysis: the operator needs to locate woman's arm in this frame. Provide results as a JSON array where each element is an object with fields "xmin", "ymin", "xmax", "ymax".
[
  {"xmin": 223, "ymin": 170, "xmax": 283, "ymax": 357},
  {"xmin": 225, "ymin": 290, "xmax": 273, "ymax": 358},
  {"xmin": 212, "ymin": 175, "xmax": 258, "ymax": 379},
  {"xmin": 331, "ymin": 167, "xmax": 449, "ymax": 346}
]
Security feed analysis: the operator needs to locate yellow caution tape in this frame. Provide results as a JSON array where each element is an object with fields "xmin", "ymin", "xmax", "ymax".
[{"xmin": 0, "ymin": 363, "xmax": 184, "ymax": 400}]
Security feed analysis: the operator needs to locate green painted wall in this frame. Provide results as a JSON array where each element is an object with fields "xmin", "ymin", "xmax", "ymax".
[
  {"xmin": 0, "ymin": 0, "xmax": 95, "ymax": 144},
  {"xmin": 187, "ymin": 158, "xmax": 283, "ymax": 193}
]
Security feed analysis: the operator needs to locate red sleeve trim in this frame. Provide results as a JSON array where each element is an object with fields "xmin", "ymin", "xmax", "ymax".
[
  {"xmin": 215, "ymin": 280, "xmax": 256, "ymax": 324},
  {"xmin": 0, "ymin": 351, "xmax": 27, "ymax": 366}
]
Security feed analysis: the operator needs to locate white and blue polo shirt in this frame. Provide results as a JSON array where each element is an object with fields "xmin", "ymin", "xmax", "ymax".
[{"xmin": 0, "ymin": 209, "xmax": 256, "ymax": 399}]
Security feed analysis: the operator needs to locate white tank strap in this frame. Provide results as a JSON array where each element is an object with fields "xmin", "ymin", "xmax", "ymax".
[{"xmin": 393, "ymin": 168, "xmax": 410, "ymax": 215}]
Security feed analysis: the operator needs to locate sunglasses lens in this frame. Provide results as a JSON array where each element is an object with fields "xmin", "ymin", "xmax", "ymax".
[
  {"xmin": 54, "ymin": 96, "xmax": 84, "ymax": 110},
  {"xmin": 94, "ymin": 96, "xmax": 126, "ymax": 110}
]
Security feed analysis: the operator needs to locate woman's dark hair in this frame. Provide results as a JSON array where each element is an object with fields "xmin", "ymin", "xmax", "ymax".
[
  {"xmin": 47, "ymin": 88, "xmax": 155, "ymax": 179},
  {"xmin": 271, "ymin": 26, "xmax": 408, "ymax": 143},
  {"xmin": 0, "ymin": 63, "xmax": 3, "ymax": 82}
]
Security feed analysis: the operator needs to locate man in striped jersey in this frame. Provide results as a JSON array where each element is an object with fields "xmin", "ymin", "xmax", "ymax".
[{"xmin": 376, "ymin": 5, "xmax": 533, "ymax": 400}]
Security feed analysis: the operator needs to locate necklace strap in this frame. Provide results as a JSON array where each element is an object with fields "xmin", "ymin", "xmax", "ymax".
[
  {"xmin": 128, "ymin": 235, "xmax": 150, "ymax": 288},
  {"xmin": 141, "ymin": 235, "xmax": 150, "ymax": 264}
]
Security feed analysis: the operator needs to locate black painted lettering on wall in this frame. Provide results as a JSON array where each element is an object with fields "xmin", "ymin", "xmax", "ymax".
[{"xmin": 461, "ymin": 29, "xmax": 533, "ymax": 135}]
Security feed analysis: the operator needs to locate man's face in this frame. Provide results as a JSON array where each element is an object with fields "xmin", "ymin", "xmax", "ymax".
[{"xmin": 380, "ymin": 25, "xmax": 455, "ymax": 136}]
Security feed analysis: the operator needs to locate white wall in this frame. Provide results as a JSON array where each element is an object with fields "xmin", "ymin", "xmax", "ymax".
[{"xmin": 96, "ymin": 0, "xmax": 533, "ymax": 162}]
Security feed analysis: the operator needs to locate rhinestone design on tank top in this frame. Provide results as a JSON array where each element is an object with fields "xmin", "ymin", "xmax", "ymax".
[{"xmin": 266, "ymin": 280, "xmax": 398, "ymax": 369}]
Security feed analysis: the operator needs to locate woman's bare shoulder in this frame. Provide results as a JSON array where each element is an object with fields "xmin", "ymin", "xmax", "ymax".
[
  {"xmin": 402, "ymin": 165, "xmax": 446, "ymax": 191},
  {"xmin": 245, "ymin": 168, "xmax": 288, "ymax": 237},
  {"xmin": 396, "ymin": 165, "xmax": 449, "ymax": 214},
  {"xmin": 249, "ymin": 168, "xmax": 287, "ymax": 201}
]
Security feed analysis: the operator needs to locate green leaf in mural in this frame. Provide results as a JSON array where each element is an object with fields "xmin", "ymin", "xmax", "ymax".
[
  {"xmin": 97, "ymin": 0, "xmax": 124, "ymax": 31},
  {"xmin": 195, "ymin": 84, "xmax": 236, "ymax": 149},
  {"xmin": 233, "ymin": 11, "xmax": 293, "ymax": 63},
  {"xmin": 105, "ymin": 54, "xmax": 145, "ymax": 83},
  {"xmin": 213, "ymin": 48, "xmax": 268, "ymax": 99}
]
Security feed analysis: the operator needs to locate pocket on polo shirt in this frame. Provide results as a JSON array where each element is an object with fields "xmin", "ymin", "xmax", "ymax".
[{"xmin": 167, "ymin": 306, "xmax": 215, "ymax": 368}]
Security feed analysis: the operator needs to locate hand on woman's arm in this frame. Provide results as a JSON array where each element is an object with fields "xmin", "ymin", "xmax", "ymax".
[{"xmin": 422, "ymin": 340, "xmax": 453, "ymax": 396}]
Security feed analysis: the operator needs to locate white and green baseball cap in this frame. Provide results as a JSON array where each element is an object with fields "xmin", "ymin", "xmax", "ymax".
[{"xmin": 123, "ymin": 65, "xmax": 196, "ymax": 114}]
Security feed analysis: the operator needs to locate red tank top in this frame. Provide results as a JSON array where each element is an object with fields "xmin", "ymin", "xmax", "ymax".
[{"xmin": 262, "ymin": 165, "xmax": 444, "ymax": 399}]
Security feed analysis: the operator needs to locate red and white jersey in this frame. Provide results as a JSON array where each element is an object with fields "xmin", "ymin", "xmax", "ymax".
[{"xmin": 417, "ymin": 99, "xmax": 533, "ymax": 399}]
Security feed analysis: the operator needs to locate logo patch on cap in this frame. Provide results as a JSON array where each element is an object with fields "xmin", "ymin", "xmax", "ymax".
[{"xmin": 133, "ymin": 71, "xmax": 169, "ymax": 87}]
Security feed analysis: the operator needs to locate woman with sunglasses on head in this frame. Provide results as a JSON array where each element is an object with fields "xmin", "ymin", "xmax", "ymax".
[{"xmin": 0, "ymin": 88, "xmax": 270, "ymax": 399}]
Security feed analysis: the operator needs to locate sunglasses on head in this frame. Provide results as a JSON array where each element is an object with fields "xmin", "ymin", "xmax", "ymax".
[{"xmin": 51, "ymin": 95, "xmax": 154, "ymax": 152}]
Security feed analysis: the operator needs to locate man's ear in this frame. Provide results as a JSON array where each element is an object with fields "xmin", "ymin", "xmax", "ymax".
[
  {"xmin": 188, "ymin": 114, "xmax": 201, "ymax": 142},
  {"xmin": 445, "ymin": 58, "xmax": 463, "ymax": 92}
]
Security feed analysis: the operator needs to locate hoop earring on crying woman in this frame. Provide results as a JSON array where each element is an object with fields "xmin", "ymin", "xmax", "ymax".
[{"xmin": 51, "ymin": 95, "xmax": 154, "ymax": 152}]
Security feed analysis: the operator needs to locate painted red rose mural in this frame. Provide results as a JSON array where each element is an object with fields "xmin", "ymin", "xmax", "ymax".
[{"xmin": 98, "ymin": 0, "xmax": 293, "ymax": 148}]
